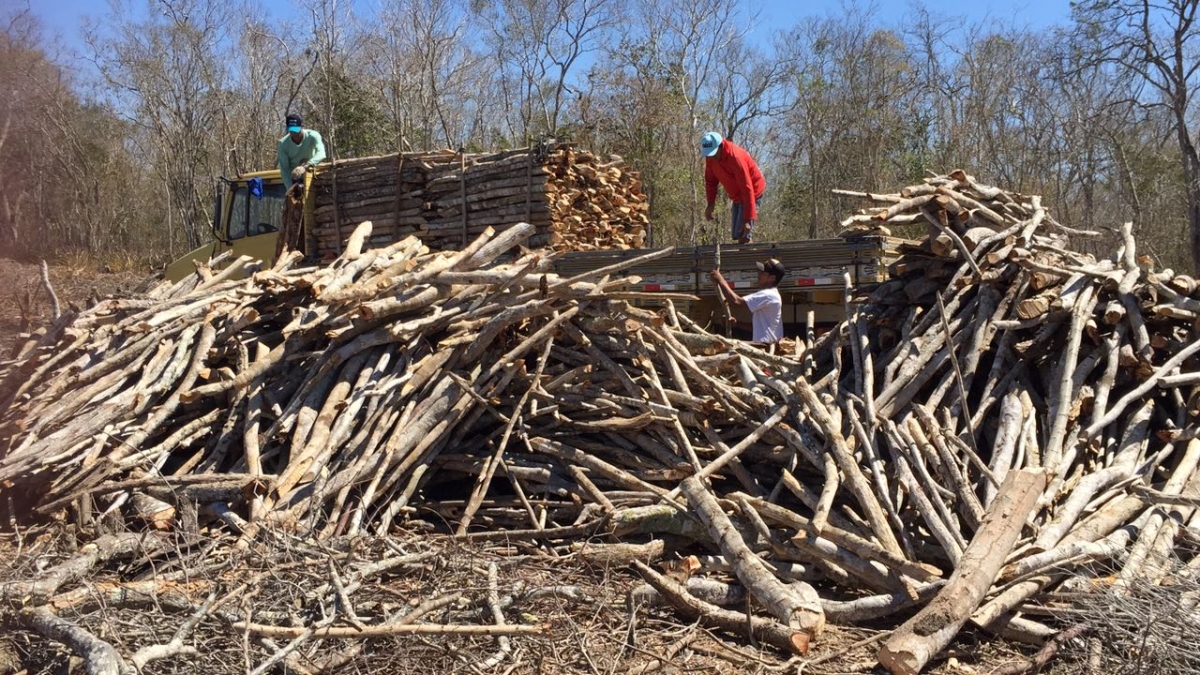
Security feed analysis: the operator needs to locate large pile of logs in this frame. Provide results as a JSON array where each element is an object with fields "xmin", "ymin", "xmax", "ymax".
[
  {"xmin": 309, "ymin": 144, "xmax": 648, "ymax": 258},
  {"xmin": 2, "ymin": 169, "xmax": 1199, "ymax": 674},
  {"xmin": 821, "ymin": 170, "xmax": 1200, "ymax": 672}
]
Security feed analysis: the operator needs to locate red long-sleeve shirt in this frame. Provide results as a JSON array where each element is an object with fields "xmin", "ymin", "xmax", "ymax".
[{"xmin": 704, "ymin": 139, "xmax": 766, "ymax": 221}]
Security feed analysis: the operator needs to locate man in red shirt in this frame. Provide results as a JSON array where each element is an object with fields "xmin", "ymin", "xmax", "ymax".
[{"xmin": 702, "ymin": 132, "xmax": 766, "ymax": 244}]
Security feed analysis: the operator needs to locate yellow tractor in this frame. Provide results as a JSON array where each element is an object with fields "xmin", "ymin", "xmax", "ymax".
[{"xmin": 165, "ymin": 168, "xmax": 303, "ymax": 281}]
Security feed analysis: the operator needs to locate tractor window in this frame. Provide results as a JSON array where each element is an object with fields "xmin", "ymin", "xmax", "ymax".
[{"xmin": 226, "ymin": 181, "xmax": 287, "ymax": 241}]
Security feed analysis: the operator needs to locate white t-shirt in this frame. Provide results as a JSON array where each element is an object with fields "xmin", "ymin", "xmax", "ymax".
[{"xmin": 743, "ymin": 287, "xmax": 782, "ymax": 343}]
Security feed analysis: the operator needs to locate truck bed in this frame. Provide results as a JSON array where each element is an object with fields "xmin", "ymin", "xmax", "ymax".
[
  {"xmin": 554, "ymin": 235, "xmax": 909, "ymax": 330},
  {"xmin": 554, "ymin": 236, "xmax": 907, "ymax": 294}
]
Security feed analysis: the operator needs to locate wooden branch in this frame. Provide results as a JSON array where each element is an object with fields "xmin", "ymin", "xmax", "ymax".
[
  {"xmin": 39, "ymin": 260, "xmax": 61, "ymax": 319},
  {"xmin": 878, "ymin": 468, "xmax": 1046, "ymax": 675},
  {"xmin": 20, "ymin": 606, "xmax": 128, "ymax": 675},
  {"xmin": 231, "ymin": 620, "xmax": 548, "ymax": 638},
  {"xmin": 679, "ymin": 476, "xmax": 825, "ymax": 635},
  {"xmin": 1, "ymin": 533, "xmax": 153, "ymax": 604},
  {"xmin": 991, "ymin": 623, "xmax": 1091, "ymax": 675},
  {"xmin": 796, "ymin": 379, "xmax": 902, "ymax": 556},
  {"xmin": 631, "ymin": 561, "xmax": 810, "ymax": 655}
]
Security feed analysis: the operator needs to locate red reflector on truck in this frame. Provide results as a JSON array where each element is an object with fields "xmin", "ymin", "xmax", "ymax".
[{"xmin": 795, "ymin": 278, "xmax": 815, "ymax": 286}]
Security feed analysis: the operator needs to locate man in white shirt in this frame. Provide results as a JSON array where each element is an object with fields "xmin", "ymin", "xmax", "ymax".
[{"xmin": 709, "ymin": 257, "xmax": 786, "ymax": 344}]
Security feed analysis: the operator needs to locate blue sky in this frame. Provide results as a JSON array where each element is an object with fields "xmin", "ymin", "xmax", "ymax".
[
  {"xmin": 29, "ymin": 0, "xmax": 1075, "ymax": 53},
  {"xmin": 759, "ymin": 0, "xmax": 1073, "ymax": 33}
]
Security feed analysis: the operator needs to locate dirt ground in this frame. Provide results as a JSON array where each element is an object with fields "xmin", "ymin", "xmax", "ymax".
[
  {"xmin": 0, "ymin": 257, "xmax": 1079, "ymax": 675},
  {"xmin": 0, "ymin": 527, "xmax": 1056, "ymax": 675},
  {"xmin": 0, "ymin": 258, "xmax": 156, "ymax": 358}
]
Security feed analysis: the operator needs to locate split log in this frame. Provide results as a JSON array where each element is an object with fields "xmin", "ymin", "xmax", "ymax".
[{"xmin": 308, "ymin": 144, "xmax": 648, "ymax": 256}]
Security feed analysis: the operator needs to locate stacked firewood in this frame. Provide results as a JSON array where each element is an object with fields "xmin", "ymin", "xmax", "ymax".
[
  {"xmin": 0, "ymin": 222, "xmax": 822, "ymax": 668},
  {"xmin": 309, "ymin": 144, "xmax": 648, "ymax": 258},
  {"xmin": 1, "ymin": 169, "xmax": 1199, "ymax": 674}
]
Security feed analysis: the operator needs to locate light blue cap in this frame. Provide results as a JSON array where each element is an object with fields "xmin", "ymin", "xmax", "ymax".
[{"xmin": 700, "ymin": 132, "xmax": 722, "ymax": 157}]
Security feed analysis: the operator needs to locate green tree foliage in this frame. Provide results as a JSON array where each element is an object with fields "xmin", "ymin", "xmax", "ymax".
[{"xmin": 306, "ymin": 65, "xmax": 390, "ymax": 158}]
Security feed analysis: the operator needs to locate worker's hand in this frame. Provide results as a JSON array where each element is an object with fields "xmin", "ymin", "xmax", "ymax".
[
  {"xmin": 291, "ymin": 165, "xmax": 307, "ymax": 182},
  {"xmin": 704, "ymin": 204, "xmax": 715, "ymax": 221},
  {"xmin": 709, "ymin": 269, "xmax": 721, "ymax": 283}
]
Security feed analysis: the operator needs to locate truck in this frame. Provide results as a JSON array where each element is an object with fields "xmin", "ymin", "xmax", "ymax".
[{"xmin": 166, "ymin": 146, "xmax": 907, "ymax": 334}]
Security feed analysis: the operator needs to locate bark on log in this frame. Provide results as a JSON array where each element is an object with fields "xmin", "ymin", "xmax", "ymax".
[
  {"xmin": 631, "ymin": 561, "xmax": 812, "ymax": 655},
  {"xmin": 878, "ymin": 468, "xmax": 1047, "ymax": 674},
  {"xmin": 679, "ymin": 476, "xmax": 825, "ymax": 636}
]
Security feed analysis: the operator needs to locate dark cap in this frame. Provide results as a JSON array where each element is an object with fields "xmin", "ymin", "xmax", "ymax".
[
  {"xmin": 286, "ymin": 113, "xmax": 303, "ymax": 133},
  {"xmin": 756, "ymin": 258, "xmax": 787, "ymax": 281}
]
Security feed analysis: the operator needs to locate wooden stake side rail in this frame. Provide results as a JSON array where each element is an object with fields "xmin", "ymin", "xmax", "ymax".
[{"xmin": 553, "ymin": 236, "xmax": 906, "ymax": 294}]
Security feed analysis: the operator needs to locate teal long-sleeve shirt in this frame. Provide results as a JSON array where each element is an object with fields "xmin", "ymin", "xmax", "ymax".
[{"xmin": 277, "ymin": 129, "xmax": 327, "ymax": 190}]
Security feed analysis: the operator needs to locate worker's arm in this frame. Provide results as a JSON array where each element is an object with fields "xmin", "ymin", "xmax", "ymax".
[
  {"xmin": 708, "ymin": 270, "xmax": 746, "ymax": 307},
  {"xmin": 306, "ymin": 130, "xmax": 327, "ymax": 166},
  {"xmin": 278, "ymin": 141, "xmax": 295, "ymax": 191}
]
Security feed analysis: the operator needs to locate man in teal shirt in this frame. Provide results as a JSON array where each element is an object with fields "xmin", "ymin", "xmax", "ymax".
[{"xmin": 277, "ymin": 113, "xmax": 326, "ymax": 192}]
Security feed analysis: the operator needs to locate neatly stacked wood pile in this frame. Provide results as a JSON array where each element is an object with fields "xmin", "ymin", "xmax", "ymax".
[
  {"xmin": 309, "ymin": 144, "xmax": 647, "ymax": 258},
  {"xmin": 2, "ymin": 170, "xmax": 1199, "ymax": 674}
]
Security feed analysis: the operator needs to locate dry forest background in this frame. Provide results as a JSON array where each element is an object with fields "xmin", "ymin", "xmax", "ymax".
[{"xmin": 4, "ymin": 0, "xmax": 1200, "ymax": 273}]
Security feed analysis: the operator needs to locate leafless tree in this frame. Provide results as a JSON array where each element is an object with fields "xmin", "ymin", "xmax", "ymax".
[
  {"xmin": 301, "ymin": 0, "xmax": 347, "ymax": 152},
  {"xmin": 1, "ymin": 7, "xmax": 162, "ymax": 261},
  {"xmin": 0, "ymin": 9, "xmax": 44, "ymax": 258},
  {"xmin": 636, "ymin": 0, "xmax": 758, "ymax": 242},
  {"xmin": 363, "ymin": 0, "xmax": 484, "ymax": 150},
  {"xmin": 775, "ymin": 10, "xmax": 919, "ymax": 239},
  {"xmin": 473, "ymin": 0, "xmax": 621, "ymax": 142},
  {"xmin": 709, "ymin": 37, "xmax": 791, "ymax": 147},
  {"xmin": 85, "ymin": 0, "xmax": 240, "ymax": 251},
  {"xmin": 226, "ymin": 18, "xmax": 294, "ymax": 173},
  {"xmin": 1072, "ymin": 0, "xmax": 1200, "ymax": 273}
]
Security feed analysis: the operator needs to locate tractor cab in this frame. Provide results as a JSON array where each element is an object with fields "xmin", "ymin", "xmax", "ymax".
[{"xmin": 163, "ymin": 170, "xmax": 291, "ymax": 281}]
